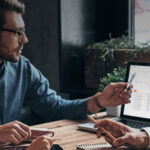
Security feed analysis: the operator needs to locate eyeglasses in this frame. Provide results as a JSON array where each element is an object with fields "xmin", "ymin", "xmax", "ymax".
[{"xmin": 0, "ymin": 27, "xmax": 25, "ymax": 36}]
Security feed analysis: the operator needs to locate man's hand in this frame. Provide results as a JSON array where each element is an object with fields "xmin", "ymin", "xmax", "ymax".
[
  {"xmin": 27, "ymin": 136, "xmax": 53, "ymax": 150},
  {"xmin": 88, "ymin": 83, "xmax": 132, "ymax": 113},
  {"xmin": 99, "ymin": 82, "xmax": 132, "ymax": 108},
  {"xmin": 94, "ymin": 118, "xmax": 149, "ymax": 148},
  {"xmin": 0, "ymin": 121, "xmax": 31, "ymax": 145}
]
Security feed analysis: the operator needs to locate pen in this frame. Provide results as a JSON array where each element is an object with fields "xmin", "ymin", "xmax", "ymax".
[
  {"xmin": 124, "ymin": 73, "xmax": 136, "ymax": 92},
  {"xmin": 87, "ymin": 115, "xmax": 116, "ymax": 141}
]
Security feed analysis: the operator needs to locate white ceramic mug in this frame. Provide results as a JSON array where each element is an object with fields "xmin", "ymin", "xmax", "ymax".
[{"xmin": 106, "ymin": 105, "xmax": 121, "ymax": 117}]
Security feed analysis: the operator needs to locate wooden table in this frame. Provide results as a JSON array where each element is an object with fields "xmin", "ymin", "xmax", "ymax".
[{"xmin": 32, "ymin": 112, "xmax": 107, "ymax": 150}]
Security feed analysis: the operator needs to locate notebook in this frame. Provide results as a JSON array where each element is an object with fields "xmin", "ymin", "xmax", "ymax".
[
  {"xmin": 0, "ymin": 146, "xmax": 27, "ymax": 150},
  {"xmin": 77, "ymin": 142, "xmax": 111, "ymax": 150},
  {"xmin": 76, "ymin": 142, "xmax": 142, "ymax": 150},
  {"xmin": 0, "ymin": 128, "xmax": 54, "ymax": 149},
  {"xmin": 113, "ymin": 62, "xmax": 150, "ymax": 129}
]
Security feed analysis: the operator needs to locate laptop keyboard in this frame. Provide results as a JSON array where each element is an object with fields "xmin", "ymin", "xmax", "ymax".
[{"xmin": 119, "ymin": 119, "xmax": 150, "ymax": 129}]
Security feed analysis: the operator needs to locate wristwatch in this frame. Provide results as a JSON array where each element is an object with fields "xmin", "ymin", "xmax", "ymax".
[{"xmin": 141, "ymin": 127, "xmax": 150, "ymax": 148}]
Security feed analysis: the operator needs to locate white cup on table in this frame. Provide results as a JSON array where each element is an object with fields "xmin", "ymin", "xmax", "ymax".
[{"xmin": 106, "ymin": 105, "xmax": 121, "ymax": 117}]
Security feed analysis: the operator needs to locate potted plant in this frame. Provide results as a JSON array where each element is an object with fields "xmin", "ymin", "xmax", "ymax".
[
  {"xmin": 98, "ymin": 67, "xmax": 126, "ymax": 116},
  {"xmin": 98, "ymin": 67, "xmax": 126, "ymax": 92},
  {"xmin": 84, "ymin": 35, "xmax": 150, "ymax": 89}
]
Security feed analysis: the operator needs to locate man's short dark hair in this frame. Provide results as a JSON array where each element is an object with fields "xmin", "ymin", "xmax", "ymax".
[{"xmin": 0, "ymin": 0, "xmax": 25, "ymax": 27}]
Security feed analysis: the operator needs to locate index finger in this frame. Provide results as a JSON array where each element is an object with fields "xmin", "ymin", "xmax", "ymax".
[
  {"xmin": 112, "ymin": 82, "xmax": 127, "ymax": 89},
  {"xmin": 94, "ymin": 118, "xmax": 122, "ymax": 132},
  {"xmin": 94, "ymin": 118, "xmax": 114, "ymax": 128},
  {"xmin": 45, "ymin": 137, "xmax": 54, "ymax": 146},
  {"xmin": 17, "ymin": 121, "xmax": 31, "ymax": 137}
]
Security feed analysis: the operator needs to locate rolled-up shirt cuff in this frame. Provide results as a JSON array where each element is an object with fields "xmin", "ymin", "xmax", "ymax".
[{"xmin": 141, "ymin": 127, "xmax": 150, "ymax": 148}]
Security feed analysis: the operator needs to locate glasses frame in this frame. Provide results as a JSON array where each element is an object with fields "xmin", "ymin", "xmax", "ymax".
[{"xmin": 0, "ymin": 27, "xmax": 25, "ymax": 36}]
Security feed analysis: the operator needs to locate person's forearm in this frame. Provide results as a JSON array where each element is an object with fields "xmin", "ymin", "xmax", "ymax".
[{"xmin": 87, "ymin": 92, "xmax": 104, "ymax": 113}]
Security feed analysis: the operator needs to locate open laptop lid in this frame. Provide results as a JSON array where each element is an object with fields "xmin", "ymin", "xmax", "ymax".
[{"xmin": 120, "ymin": 61, "xmax": 150, "ymax": 122}]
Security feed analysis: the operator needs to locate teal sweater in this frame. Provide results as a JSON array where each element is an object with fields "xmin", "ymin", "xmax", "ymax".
[{"xmin": 0, "ymin": 56, "xmax": 88, "ymax": 124}]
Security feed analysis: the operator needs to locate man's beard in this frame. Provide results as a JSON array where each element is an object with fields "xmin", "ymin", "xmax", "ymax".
[{"xmin": 0, "ymin": 53, "xmax": 19, "ymax": 63}]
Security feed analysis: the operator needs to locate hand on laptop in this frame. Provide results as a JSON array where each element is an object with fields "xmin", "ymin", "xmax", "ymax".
[
  {"xmin": 94, "ymin": 118, "xmax": 149, "ymax": 148},
  {"xmin": 0, "ymin": 120, "xmax": 31, "ymax": 145}
]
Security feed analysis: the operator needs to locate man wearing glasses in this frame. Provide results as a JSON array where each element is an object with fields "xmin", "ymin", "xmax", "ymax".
[{"xmin": 0, "ymin": 0, "xmax": 131, "ymax": 147}]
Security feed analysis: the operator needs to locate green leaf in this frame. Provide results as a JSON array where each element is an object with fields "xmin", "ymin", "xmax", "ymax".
[{"xmin": 98, "ymin": 67, "xmax": 126, "ymax": 92}]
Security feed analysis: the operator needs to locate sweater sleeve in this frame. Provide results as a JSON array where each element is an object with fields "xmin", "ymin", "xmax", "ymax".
[{"xmin": 25, "ymin": 61, "xmax": 88, "ymax": 122}]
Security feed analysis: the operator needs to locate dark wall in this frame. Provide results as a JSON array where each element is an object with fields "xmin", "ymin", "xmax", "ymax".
[
  {"xmin": 23, "ymin": 0, "xmax": 60, "ymax": 92},
  {"xmin": 60, "ymin": 0, "xmax": 101, "ymax": 92},
  {"xmin": 60, "ymin": 0, "xmax": 128, "ymax": 93},
  {"xmin": 22, "ymin": 0, "xmax": 128, "ymax": 98},
  {"xmin": 110, "ymin": 0, "xmax": 129, "ymax": 37}
]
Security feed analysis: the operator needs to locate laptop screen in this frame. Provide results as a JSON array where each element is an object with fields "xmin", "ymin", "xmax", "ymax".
[{"xmin": 122, "ymin": 62, "xmax": 150, "ymax": 120}]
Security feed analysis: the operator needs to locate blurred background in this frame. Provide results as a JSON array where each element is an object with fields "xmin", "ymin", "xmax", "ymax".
[{"xmin": 22, "ymin": 0, "xmax": 130, "ymax": 99}]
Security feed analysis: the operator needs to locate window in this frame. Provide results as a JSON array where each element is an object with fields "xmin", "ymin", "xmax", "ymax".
[{"xmin": 129, "ymin": 0, "xmax": 150, "ymax": 43}]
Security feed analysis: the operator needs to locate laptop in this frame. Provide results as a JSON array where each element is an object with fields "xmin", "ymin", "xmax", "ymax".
[
  {"xmin": 78, "ymin": 62, "xmax": 150, "ymax": 132},
  {"xmin": 114, "ymin": 61, "xmax": 150, "ymax": 129}
]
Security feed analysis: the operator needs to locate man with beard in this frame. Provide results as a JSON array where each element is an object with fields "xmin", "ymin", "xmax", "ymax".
[{"xmin": 0, "ymin": 0, "xmax": 131, "ymax": 147}]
